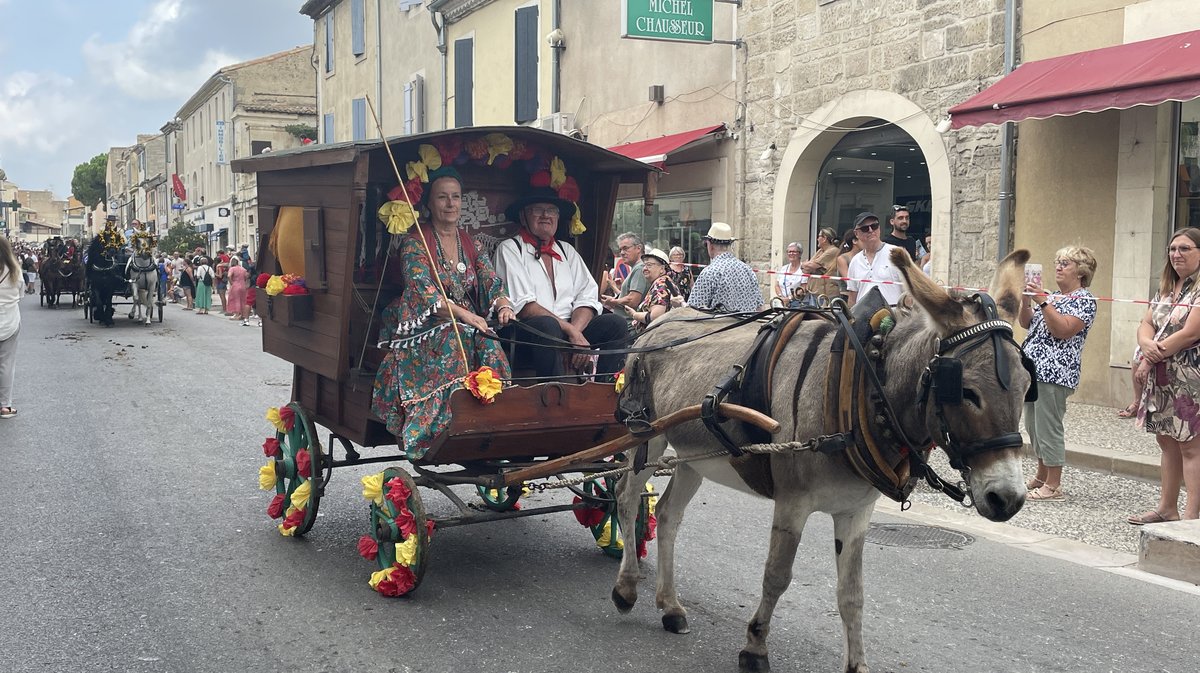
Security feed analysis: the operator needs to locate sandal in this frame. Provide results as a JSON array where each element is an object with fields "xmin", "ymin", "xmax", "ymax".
[
  {"xmin": 1117, "ymin": 404, "xmax": 1138, "ymax": 419},
  {"xmin": 1026, "ymin": 477, "xmax": 1045, "ymax": 491},
  {"xmin": 0, "ymin": 407, "xmax": 17, "ymax": 419},
  {"xmin": 1127, "ymin": 510, "xmax": 1180, "ymax": 525},
  {"xmin": 1027, "ymin": 485, "xmax": 1065, "ymax": 502}
]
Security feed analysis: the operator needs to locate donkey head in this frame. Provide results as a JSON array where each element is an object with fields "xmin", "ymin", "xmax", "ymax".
[{"xmin": 888, "ymin": 248, "xmax": 1031, "ymax": 522}]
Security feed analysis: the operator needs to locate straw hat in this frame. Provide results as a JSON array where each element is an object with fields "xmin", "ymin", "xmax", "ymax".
[{"xmin": 703, "ymin": 222, "xmax": 736, "ymax": 243}]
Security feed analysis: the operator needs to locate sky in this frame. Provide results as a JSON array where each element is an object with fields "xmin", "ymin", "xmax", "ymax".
[{"xmin": 0, "ymin": 0, "xmax": 313, "ymax": 196}]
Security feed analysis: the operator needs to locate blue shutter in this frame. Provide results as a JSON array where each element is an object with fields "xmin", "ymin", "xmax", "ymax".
[
  {"xmin": 325, "ymin": 14, "xmax": 334, "ymax": 72},
  {"xmin": 351, "ymin": 0, "xmax": 365, "ymax": 57},
  {"xmin": 514, "ymin": 6, "xmax": 538, "ymax": 124},
  {"xmin": 454, "ymin": 38, "xmax": 474, "ymax": 128},
  {"xmin": 323, "ymin": 113, "xmax": 335, "ymax": 143},
  {"xmin": 352, "ymin": 98, "xmax": 367, "ymax": 141}
]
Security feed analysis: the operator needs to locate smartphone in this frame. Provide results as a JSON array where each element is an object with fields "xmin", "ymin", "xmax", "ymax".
[{"xmin": 1024, "ymin": 263, "xmax": 1043, "ymax": 287}]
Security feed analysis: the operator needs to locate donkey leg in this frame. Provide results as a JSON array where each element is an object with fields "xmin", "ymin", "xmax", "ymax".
[
  {"xmin": 832, "ymin": 505, "xmax": 874, "ymax": 673},
  {"xmin": 654, "ymin": 460, "xmax": 704, "ymax": 634},
  {"xmin": 739, "ymin": 500, "xmax": 811, "ymax": 673},
  {"xmin": 612, "ymin": 436, "xmax": 666, "ymax": 613}
]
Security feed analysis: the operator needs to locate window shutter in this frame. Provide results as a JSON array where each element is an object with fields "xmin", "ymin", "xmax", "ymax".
[
  {"xmin": 413, "ymin": 75, "xmax": 425, "ymax": 133},
  {"xmin": 454, "ymin": 38, "xmax": 474, "ymax": 128},
  {"xmin": 325, "ymin": 14, "xmax": 334, "ymax": 72},
  {"xmin": 302, "ymin": 207, "xmax": 327, "ymax": 290},
  {"xmin": 514, "ymin": 6, "xmax": 538, "ymax": 124},
  {"xmin": 403, "ymin": 82, "xmax": 414, "ymax": 135},
  {"xmin": 351, "ymin": 0, "xmax": 365, "ymax": 56},
  {"xmin": 352, "ymin": 98, "xmax": 367, "ymax": 141},
  {"xmin": 323, "ymin": 113, "xmax": 335, "ymax": 143}
]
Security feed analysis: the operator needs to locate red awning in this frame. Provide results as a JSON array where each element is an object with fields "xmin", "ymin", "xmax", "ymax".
[
  {"xmin": 607, "ymin": 124, "xmax": 726, "ymax": 168},
  {"xmin": 949, "ymin": 29, "xmax": 1200, "ymax": 129}
]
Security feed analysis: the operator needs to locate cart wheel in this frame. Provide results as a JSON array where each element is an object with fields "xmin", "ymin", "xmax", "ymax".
[
  {"xmin": 266, "ymin": 403, "xmax": 323, "ymax": 537},
  {"xmin": 476, "ymin": 484, "xmax": 522, "ymax": 512},
  {"xmin": 578, "ymin": 477, "xmax": 656, "ymax": 560},
  {"xmin": 363, "ymin": 467, "xmax": 430, "ymax": 597}
]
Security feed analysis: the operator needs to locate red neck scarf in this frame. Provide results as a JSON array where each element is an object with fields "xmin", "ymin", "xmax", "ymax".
[{"xmin": 519, "ymin": 228, "xmax": 562, "ymax": 261}]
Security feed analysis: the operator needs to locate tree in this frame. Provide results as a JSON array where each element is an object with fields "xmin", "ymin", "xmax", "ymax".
[
  {"xmin": 158, "ymin": 219, "xmax": 206, "ymax": 255},
  {"xmin": 71, "ymin": 154, "xmax": 108, "ymax": 209}
]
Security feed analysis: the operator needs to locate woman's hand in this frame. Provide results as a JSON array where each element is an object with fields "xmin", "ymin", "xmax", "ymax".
[
  {"xmin": 1141, "ymin": 340, "xmax": 1168, "ymax": 364},
  {"xmin": 461, "ymin": 311, "xmax": 491, "ymax": 334},
  {"xmin": 1134, "ymin": 358, "xmax": 1153, "ymax": 388},
  {"xmin": 1025, "ymin": 281, "xmax": 1047, "ymax": 305}
]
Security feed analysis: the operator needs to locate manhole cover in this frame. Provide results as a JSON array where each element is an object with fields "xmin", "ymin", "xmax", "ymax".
[{"xmin": 865, "ymin": 523, "xmax": 974, "ymax": 549}]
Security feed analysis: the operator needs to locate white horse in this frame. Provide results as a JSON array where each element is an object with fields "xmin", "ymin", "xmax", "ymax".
[
  {"xmin": 611, "ymin": 249, "xmax": 1033, "ymax": 673},
  {"xmin": 126, "ymin": 251, "xmax": 158, "ymax": 325}
]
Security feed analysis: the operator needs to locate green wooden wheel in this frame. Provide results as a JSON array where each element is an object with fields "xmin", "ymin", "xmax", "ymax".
[
  {"xmin": 266, "ymin": 403, "xmax": 323, "ymax": 537},
  {"xmin": 579, "ymin": 476, "xmax": 656, "ymax": 560},
  {"xmin": 476, "ymin": 484, "xmax": 522, "ymax": 512},
  {"xmin": 366, "ymin": 467, "xmax": 430, "ymax": 597}
]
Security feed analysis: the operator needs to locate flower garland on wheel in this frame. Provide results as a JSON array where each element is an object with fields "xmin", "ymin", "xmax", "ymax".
[{"xmin": 357, "ymin": 468, "xmax": 434, "ymax": 597}]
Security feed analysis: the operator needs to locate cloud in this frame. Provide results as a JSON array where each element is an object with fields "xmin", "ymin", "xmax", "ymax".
[{"xmin": 81, "ymin": 0, "xmax": 238, "ymax": 101}]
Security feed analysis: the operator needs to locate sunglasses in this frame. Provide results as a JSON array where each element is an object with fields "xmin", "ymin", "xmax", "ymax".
[
  {"xmin": 892, "ymin": 205, "xmax": 908, "ymax": 212},
  {"xmin": 855, "ymin": 222, "xmax": 880, "ymax": 233}
]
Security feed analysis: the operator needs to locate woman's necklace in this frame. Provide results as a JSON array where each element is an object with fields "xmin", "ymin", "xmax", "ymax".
[{"xmin": 433, "ymin": 229, "xmax": 468, "ymax": 303}]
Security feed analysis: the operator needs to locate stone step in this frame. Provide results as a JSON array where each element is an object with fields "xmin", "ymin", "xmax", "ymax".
[{"xmin": 1138, "ymin": 519, "xmax": 1200, "ymax": 585}]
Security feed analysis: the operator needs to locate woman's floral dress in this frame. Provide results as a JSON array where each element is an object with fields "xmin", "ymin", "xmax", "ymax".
[
  {"xmin": 1139, "ymin": 283, "xmax": 1200, "ymax": 441},
  {"xmin": 633, "ymin": 274, "xmax": 679, "ymax": 333},
  {"xmin": 667, "ymin": 266, "xmax": 693, "ymax": 301},
  {"xmin": 372, "ymin": 228, "xmax": 511, "ymax": 459}
]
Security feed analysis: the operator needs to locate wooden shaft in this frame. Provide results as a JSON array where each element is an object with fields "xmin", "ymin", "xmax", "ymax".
[{"xmin": 496, "ymin": 403, "xmax": 780, "ymax": 487}]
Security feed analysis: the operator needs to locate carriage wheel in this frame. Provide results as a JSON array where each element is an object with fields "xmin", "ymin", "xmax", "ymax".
[
  {"xmin": 264, "ymin": 403, "xmax": 323, "ymax": 537},
  {"xmin": 362, "ymin": 467, "xmax": 430, "ymax": 597},
  {"xmin": 476, "ymin": 484, "xmax": 523, "ymax": 512},
  {"xmin": 577, "ymin": 476, "xmax": 657, "ymax": 560}
]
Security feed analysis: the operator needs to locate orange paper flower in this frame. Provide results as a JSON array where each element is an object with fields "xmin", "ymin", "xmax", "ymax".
[{"xmin": 464, "ymin": 366, "xmax": 503, "ymax": 404}]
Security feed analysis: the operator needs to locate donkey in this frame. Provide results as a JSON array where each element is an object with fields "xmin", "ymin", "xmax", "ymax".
[
  {"xmin": 610, "ymin": 248, "xmax": 1032, "ymax": 673},
  {"xmin": 126, "ymin": 250, "xmax": 158, "ymax": 325}
]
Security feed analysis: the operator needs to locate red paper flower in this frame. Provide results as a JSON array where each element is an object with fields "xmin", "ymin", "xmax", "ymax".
[
  {"xmin": 433, "ymin": 137, "xmax": 464, "ymax": 165},
  {"xmin": 637, "ymin": 514, "xmax": 657, "ymax": 559},
  {"xmin": 405, "ymin": 177, "xmax": 424, "ymax": 203},
  {"xmin": 296, "ymin": 449, "xmax": 311, "ymax": 479},
  {"xmin": 376, "ymin": 564, "xmax": 417, "ymax": 597},
  {"xmin": 395, "ymin": 508, "xmax": 418, "ymax": 539},
  {"xmin": 464, "ymin": 366, "xmax": 502, "ymax": 404},
  {"xmin": 256, "ymin": 273, "xmax": 271, "ymax": 288},
  {"xmin": 282, "ymin": 506, "xmax": 307, "ymax": 529},
  {"xmin": 384, "ymin": 476, "xmax": 411, "ymax": 508},
  {"xmin": 464, "ymin": 137, "xmax": 489, "ymax": 161},
  {"xmin": 508, "ymin": 139, "xmax": 534, "ymax": 161},
  {"xmin": 356, "ymin": 534, "xmax": 379, "ymax": 561},
  {"xmin": 571, "ymin": 496, "xmax": 607, "ymax": 527},
  {"xmin": 279, "ymin": 406, "xmax": 296, "ymax": 432},
  {"xmin": 530, "ymin": 170, "xmax": 552, "ymax": 188},
  {"xmin": 282, "ymin": 284, "xmax": 309, "ymax": 296},
  {"xmin": 493, "ymin": 155, "xmax": 513, "ymax": 170},
  {"xmin": 387, "ymin": 184, "xmax": 406, "ymax": 201},
  {"xmin": 262, "ymin": 437, "xmax": 282, "ymax": 458},
  {"xmin": 267, "ymin": 493, "xmax": 287, "ymax": 519},
  {"xmin": 556, "ymin": 176, "xmax": 580, "ymax": 203},
  {"xmin": 425, "ymin": 519, "xmax": 436, "ymax": 538}
]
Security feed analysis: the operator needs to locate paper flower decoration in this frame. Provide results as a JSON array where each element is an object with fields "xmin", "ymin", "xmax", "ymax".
[
  {"xmin": 290, "ymin": 480, "xmax": 312, "ymax": 510},
  {"xmin": 278, "ymin": 405, "xmax": 296, "ymax": 432},
  {"xmin": 378, "ymin": 201, "xmax": 417, "ymax": 235},
  {"xmin": 484, "ymin": 133, "xmax": 514, "ymax": 165},
  {"xmin": 464, "ymin": 366, "xmax": 503, "ymax": 404},
  {"xmin": 262, "ymin": 437, "xmax": 282, "ymax": 457},
  {"xmin": 369, "ymin": 564, "xmax": 416, "ymax": 597},
  {"xmin": 265, "ymin": 275, "xmax": 286, "ymax": 296},
  {"xmin": 296, "ymin": 449, "xmax": 311, "ymax": 479},
  {"xmin": 256, "ymin": 273, "xmax": 271, "ymax": 288},
  {"xmin": 267, "ymin": 493, "xmax": 287, "ymax": 519},
  {"xmin": 361, "ymin": 472, "xmax": 385, "ymax": 506},
  {"xmin": 614, "ymin": 371, "xmax": 626, "ymax": 394},
  {"xmin": 395, "ymin": 536, "xmax": 419, "ymax": 567},
  {"xmin": 556, "ymin": 176, "xmax": 580, "ymax": 202},
  {"xmin": 357, "ymin": 535, "xmax": 379, "ymax": 561},
  {"xmin": 549, "ymin": 156, "xmax": 566, "ymax": 189},
  {"xmin": 258, "ymin": 462, "xmax": 277, "ymax": 491},
  {"xmin": 569, "ymin": 207, "xmax": 587, "ymax": 236}
]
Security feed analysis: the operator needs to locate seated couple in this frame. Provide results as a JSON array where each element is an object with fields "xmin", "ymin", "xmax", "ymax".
[{"xmin": 371, "ymin": 169, "xmax": 627, "ymax": 459}]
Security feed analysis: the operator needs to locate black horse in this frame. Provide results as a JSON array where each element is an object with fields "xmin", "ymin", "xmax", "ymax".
[{"xmin": 86, "ymin": 236, "xmax": 131, "ymax": 327}]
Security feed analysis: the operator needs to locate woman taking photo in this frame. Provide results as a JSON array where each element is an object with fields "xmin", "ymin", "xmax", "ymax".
[
  {"xmin": 1130, "ymin": 227, "xmax": 1200, "ymax": 523},
  {"xmin": 372, "ymin": 167, "xmax": 515, "ymax": 460},
  {"xmin": 624, "ymin": 247, "xmax": 679, "ymax": 332},
  {"xmin": 0, "ymin": 237, "xmax": 21, "ymax": 419},
  {"xmin": 1019, "ymin": 246, "xmax": 1098, "ymax": 502}
]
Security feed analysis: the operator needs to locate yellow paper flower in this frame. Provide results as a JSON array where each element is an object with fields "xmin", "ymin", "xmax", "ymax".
[
  {"xmin": 614, "ymin": 371, "xmax": 626, "ymax": 394},
  {"xmin": 417, "ymin": 143, "xmax": 442, "ymax": 171},
  {"xmin": 549, "ymin": 156, "xmax": 566, "ymax": 189},
  {"xmin": 362, "ymin": 472, "xmax": 386, "ymax": 505},
  {"xmin": 484, "ymin": 133, "xmax": 514, "ymax": 165},
  {"xmin": 645, "ymin": 483, "xmax": 657, "ymax": 515},
  {"xmin": 278, "ymin": 523, "xmax": 298, "ymax": 537},
  {"xmin": 378, "ymin": 201, "xmax": 417, "ymax": 235},
  {"xmin": 405, "ymin": 160, "xmax": 428, "ymax": 183},
  {"xmin": 395, "ymin": 536, "xmax": 419, "ymax": 567},
  {"xmin": 266, "ymin": 407, "xmax": 286, "ymax": 433},
  {"xmin": 596, "ymin": 519, "xmax": 624, "ymax": 550},
  {"xmin": 265, "ymin": 275, "xmax": 286, "ymax": 296},
  {"xmin": 569, "ymin": 206, "xmax": 586, "ymax": 236},
  {"xmin": 258, "ymin": 462, "xmax": 278, "ymax": 491},
  {"xmin": 290, "ymin": 480, "xmax": 312, "ymax": 510},
  {"xmin": 368, "ymin": 565, "xmax": 397, "ymax": 590}
]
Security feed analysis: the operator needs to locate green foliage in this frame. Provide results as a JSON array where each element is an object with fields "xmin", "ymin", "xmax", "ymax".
[
  {"xmin": 157, "ymin": 219, "xmax": 206, "ymax": 254},
  {"xmin": 284, "ymin": 124, "xmax": 317, "ymax": 140},
  {"xmin": 71, "ymin": 154, "xmax": 108, "ymax": 208}
]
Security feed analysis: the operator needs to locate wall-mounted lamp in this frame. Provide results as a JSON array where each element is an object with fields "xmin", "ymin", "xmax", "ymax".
[
  {"xmin": 759, "ymin": 142, "xmax": 777, "ymax": 161},
  {"xmin": 935, "ymin": 117, "xmax": 952, "ymax": 134},
  {"xmin": 546, "ymin": 28, "xmax": 565, "ymax": 49}
]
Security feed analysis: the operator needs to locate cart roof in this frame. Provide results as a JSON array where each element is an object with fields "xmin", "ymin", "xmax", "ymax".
[{"xmin": 232, "ymin": 126, "xmax": 660, "ymax": 179}]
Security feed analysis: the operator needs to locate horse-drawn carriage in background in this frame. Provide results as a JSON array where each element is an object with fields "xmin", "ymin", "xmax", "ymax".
[
  {"xmin": 39, "ymin": 236, "xmax": 84, "ymax": 308},
  {"xmin": 82, "ymin": 229, "xmax": 163, "ymax": 326}
]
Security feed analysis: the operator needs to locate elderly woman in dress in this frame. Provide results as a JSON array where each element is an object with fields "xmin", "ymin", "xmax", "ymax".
[
  {"xmin": 372, "ymin": 167, "xmax": 516, "ymax": 460},
  {"xmin": 623, "ymin": 247, "xmax": 679, "ymax": 332},
  {"xmin": 666, "ymin": 246, "xmax": 693, "ymax": 301},
  {"xmin": 1019, "ymin": 246, "xmax": 1098, "ymax": 502},
  {"xmin": 1129, "ymin": 227, "xmax": 1200, "ymax": 523}
]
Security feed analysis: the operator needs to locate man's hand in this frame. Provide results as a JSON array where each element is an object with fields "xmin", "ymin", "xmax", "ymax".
[{"xmin": 563, "ymin": 323, "xmax": 592, "ymax": 370}]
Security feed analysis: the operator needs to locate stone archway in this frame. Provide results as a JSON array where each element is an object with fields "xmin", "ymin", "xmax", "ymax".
[{"xmin": 772, "ymin": 90, "xmax": 952, "ymax": 282}]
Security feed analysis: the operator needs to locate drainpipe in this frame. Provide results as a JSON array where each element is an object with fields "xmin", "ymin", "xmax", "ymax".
[
  {"xmin": 432, "ymin": 10, "xmax": 448, "ymax": 129},
  {"xmin": 997, "ymin": 0, "xmax": 1018, "ymax": 259},
  {"xmin": 551, "ymin": 0, "xmax": 561, "ymax": 114},
  {"xmin": 376, "ymin": 0, "xmax": 384, "ymax": 127}
]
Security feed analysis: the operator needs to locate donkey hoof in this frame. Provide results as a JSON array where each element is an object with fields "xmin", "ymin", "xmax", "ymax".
[
  {"xmin": 661, "ymin": 614, "xmax": 690, "ymax": 634},
  {"xmin": 738, "ymin": 650, "xmax": 770, "ymax": 673},
  {"xmin": 611, "ymin": 587, "xmax": 636, "ymax": 613}
]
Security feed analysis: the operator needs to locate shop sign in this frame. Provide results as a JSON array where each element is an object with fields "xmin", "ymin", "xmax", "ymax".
[
  {"xmin": 622, "ymin": 0, "xmax": 713, "ymax": 44},
  {"xmin": 216, "ymin": 120, "xmax": 227, "ymax": 164}
]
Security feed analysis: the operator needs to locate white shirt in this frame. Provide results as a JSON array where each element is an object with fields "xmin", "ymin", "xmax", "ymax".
[
  {"xmin": 495, "ymin": 235, "xmax": 603, "ymax": 320},
  {"xmin": 0, "ymin": 268, "xmax": 21, "ymax": 341},
  {"xmin": 846, "ymin": 243, "xmax": 904, "ymax": 305},
  {"xmin": 776, "ymin": 263, "xmax": 807, "ymax": 297}
]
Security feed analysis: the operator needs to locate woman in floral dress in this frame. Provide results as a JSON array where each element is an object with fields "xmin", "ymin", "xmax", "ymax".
[
  {"xmin": 1130, "ymin": 227, "xmax": 1200, "ymax": 523},
  {"xmin": 372, "ymin": 170, "xmax": 516, "ymax": 459},
  {"xmin": 666, "ymin": 246, "xmax": 693, "ymax": 301},
  {"xmin": 623, "ymin": 247, "xmax": 679, "ymax": 332}
]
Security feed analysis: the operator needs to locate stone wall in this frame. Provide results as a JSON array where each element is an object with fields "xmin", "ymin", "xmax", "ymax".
[{"xmin": 740, "ymin": 0, "xmax": 1011, "ymax": 288}]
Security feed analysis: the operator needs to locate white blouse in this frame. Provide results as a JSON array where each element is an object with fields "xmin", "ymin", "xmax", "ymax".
[{"xmin": 494, "ymin": 236, "xmax": 603, "ymax": 320}]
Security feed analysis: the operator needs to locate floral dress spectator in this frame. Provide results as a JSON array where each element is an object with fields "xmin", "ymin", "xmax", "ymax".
[{"xmin": 666, "ymin": 246, "xmax": 693, "ymax": 301}]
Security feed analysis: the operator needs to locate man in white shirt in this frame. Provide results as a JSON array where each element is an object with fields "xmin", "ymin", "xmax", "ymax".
[
  {"xmin": 845, "ymin": 212, "xmax": 905, "ymax": 306},
  {"xmin": 494, "ymin": 189, "xmax": 629, "ymax": 379}
]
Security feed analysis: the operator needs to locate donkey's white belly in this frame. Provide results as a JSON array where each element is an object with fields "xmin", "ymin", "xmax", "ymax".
[{"xmin": 666, "ymin": 444, "xmax": 770, "ymax": 499}]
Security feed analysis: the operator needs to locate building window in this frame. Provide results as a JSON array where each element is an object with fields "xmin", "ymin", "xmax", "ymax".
[
  {"xmin": 454, "ymin": 37, "xmax": 474, "ymax": 128},
  {"xmin": 514, "ymin": 5, "xmax": 538, "ymax": 124},
  {"xmin": 351, "ymin": 0, "xmax": 366, "ymax": 57},
  {"xmin": 1177, "ymin": 99, "xmax": 1200, "ymax": 230},
  {"xmin": 403, "ymin": 75, "xmax": 425, "ymax": 135},
  {"xmin": 323, "ymin": 113, "xmax": 335, "ymax": 143},
  {"xmin": 352, "ymin": 97, "xmax": 367, "ymax": 141},
  {"xmin": 613, "ymin": 191, "xmax": 714, "ymax": 266},
  {"xmin": 325, "ymin": 13, "xmax": 335, "ymax": 73},
  {"xmin": 251, "ymin": 140, "xmax": 273, "ymax": 155}
]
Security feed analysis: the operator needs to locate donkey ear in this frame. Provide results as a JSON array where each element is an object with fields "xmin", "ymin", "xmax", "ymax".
[
  {"xmin": 889, "ymin": 247, "xmax": 964, "ymax": 329},
  {"xmin": 990, "ymin": 249, "xmax": 1030, "ymax": 323}
]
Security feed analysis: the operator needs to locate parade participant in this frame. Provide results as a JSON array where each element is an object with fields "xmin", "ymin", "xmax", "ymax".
[
  {"xmin": 882, "ymin": 205, "xmax": 924, "ymax": 261},
  {"xmin": 495, "ymin": 187, "xmax": 629, "ymax": 379},
  {"xmin": 1019, "ymin": 246, "xmax": 1098, "ymax": 502},
  {"xmin": 1129, "ymin": 227, "xmax": 1200, "ymax": 523},
  {"xmin": 687, "ymin": 222, "xmax": 762, "ymax": 313},
  {"xmin": 846, "ymin": 212, "xmax": 904, "ymax": 306},
  {"xmin": 622, "ymin": 247, "xmax": 679, "ymax": 332},
  {"xmin": 0, "ymin": 236, "xmax": 21, "ymax": 419},
  {"xmin": 372, "ymin": 168, "xmax": 514, "ymax": 458}
]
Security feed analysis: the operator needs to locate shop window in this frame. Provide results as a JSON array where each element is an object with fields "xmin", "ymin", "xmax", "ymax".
[
  {"xmin": 612, "ymin": 190, "xmax": 712, "ymax": 266},
  {"xmin": 1177, "ymin": 99, "xmax": 1200, "ymax": 230}
]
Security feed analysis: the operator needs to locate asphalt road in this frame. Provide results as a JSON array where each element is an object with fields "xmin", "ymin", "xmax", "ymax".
[{"xmin": 1, "ymin": 294, "xmax": 1197, "ymax": 673}]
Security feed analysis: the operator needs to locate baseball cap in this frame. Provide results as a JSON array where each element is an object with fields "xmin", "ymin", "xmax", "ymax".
[{"xmin": 852, "ymin": 212, "xmax": 880, "ymax": 229}]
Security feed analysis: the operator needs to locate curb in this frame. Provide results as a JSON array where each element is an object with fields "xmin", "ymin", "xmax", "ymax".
[{"xmin": 1020, "ymin": 440, "xmax": 1159, "ymax": 482}]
